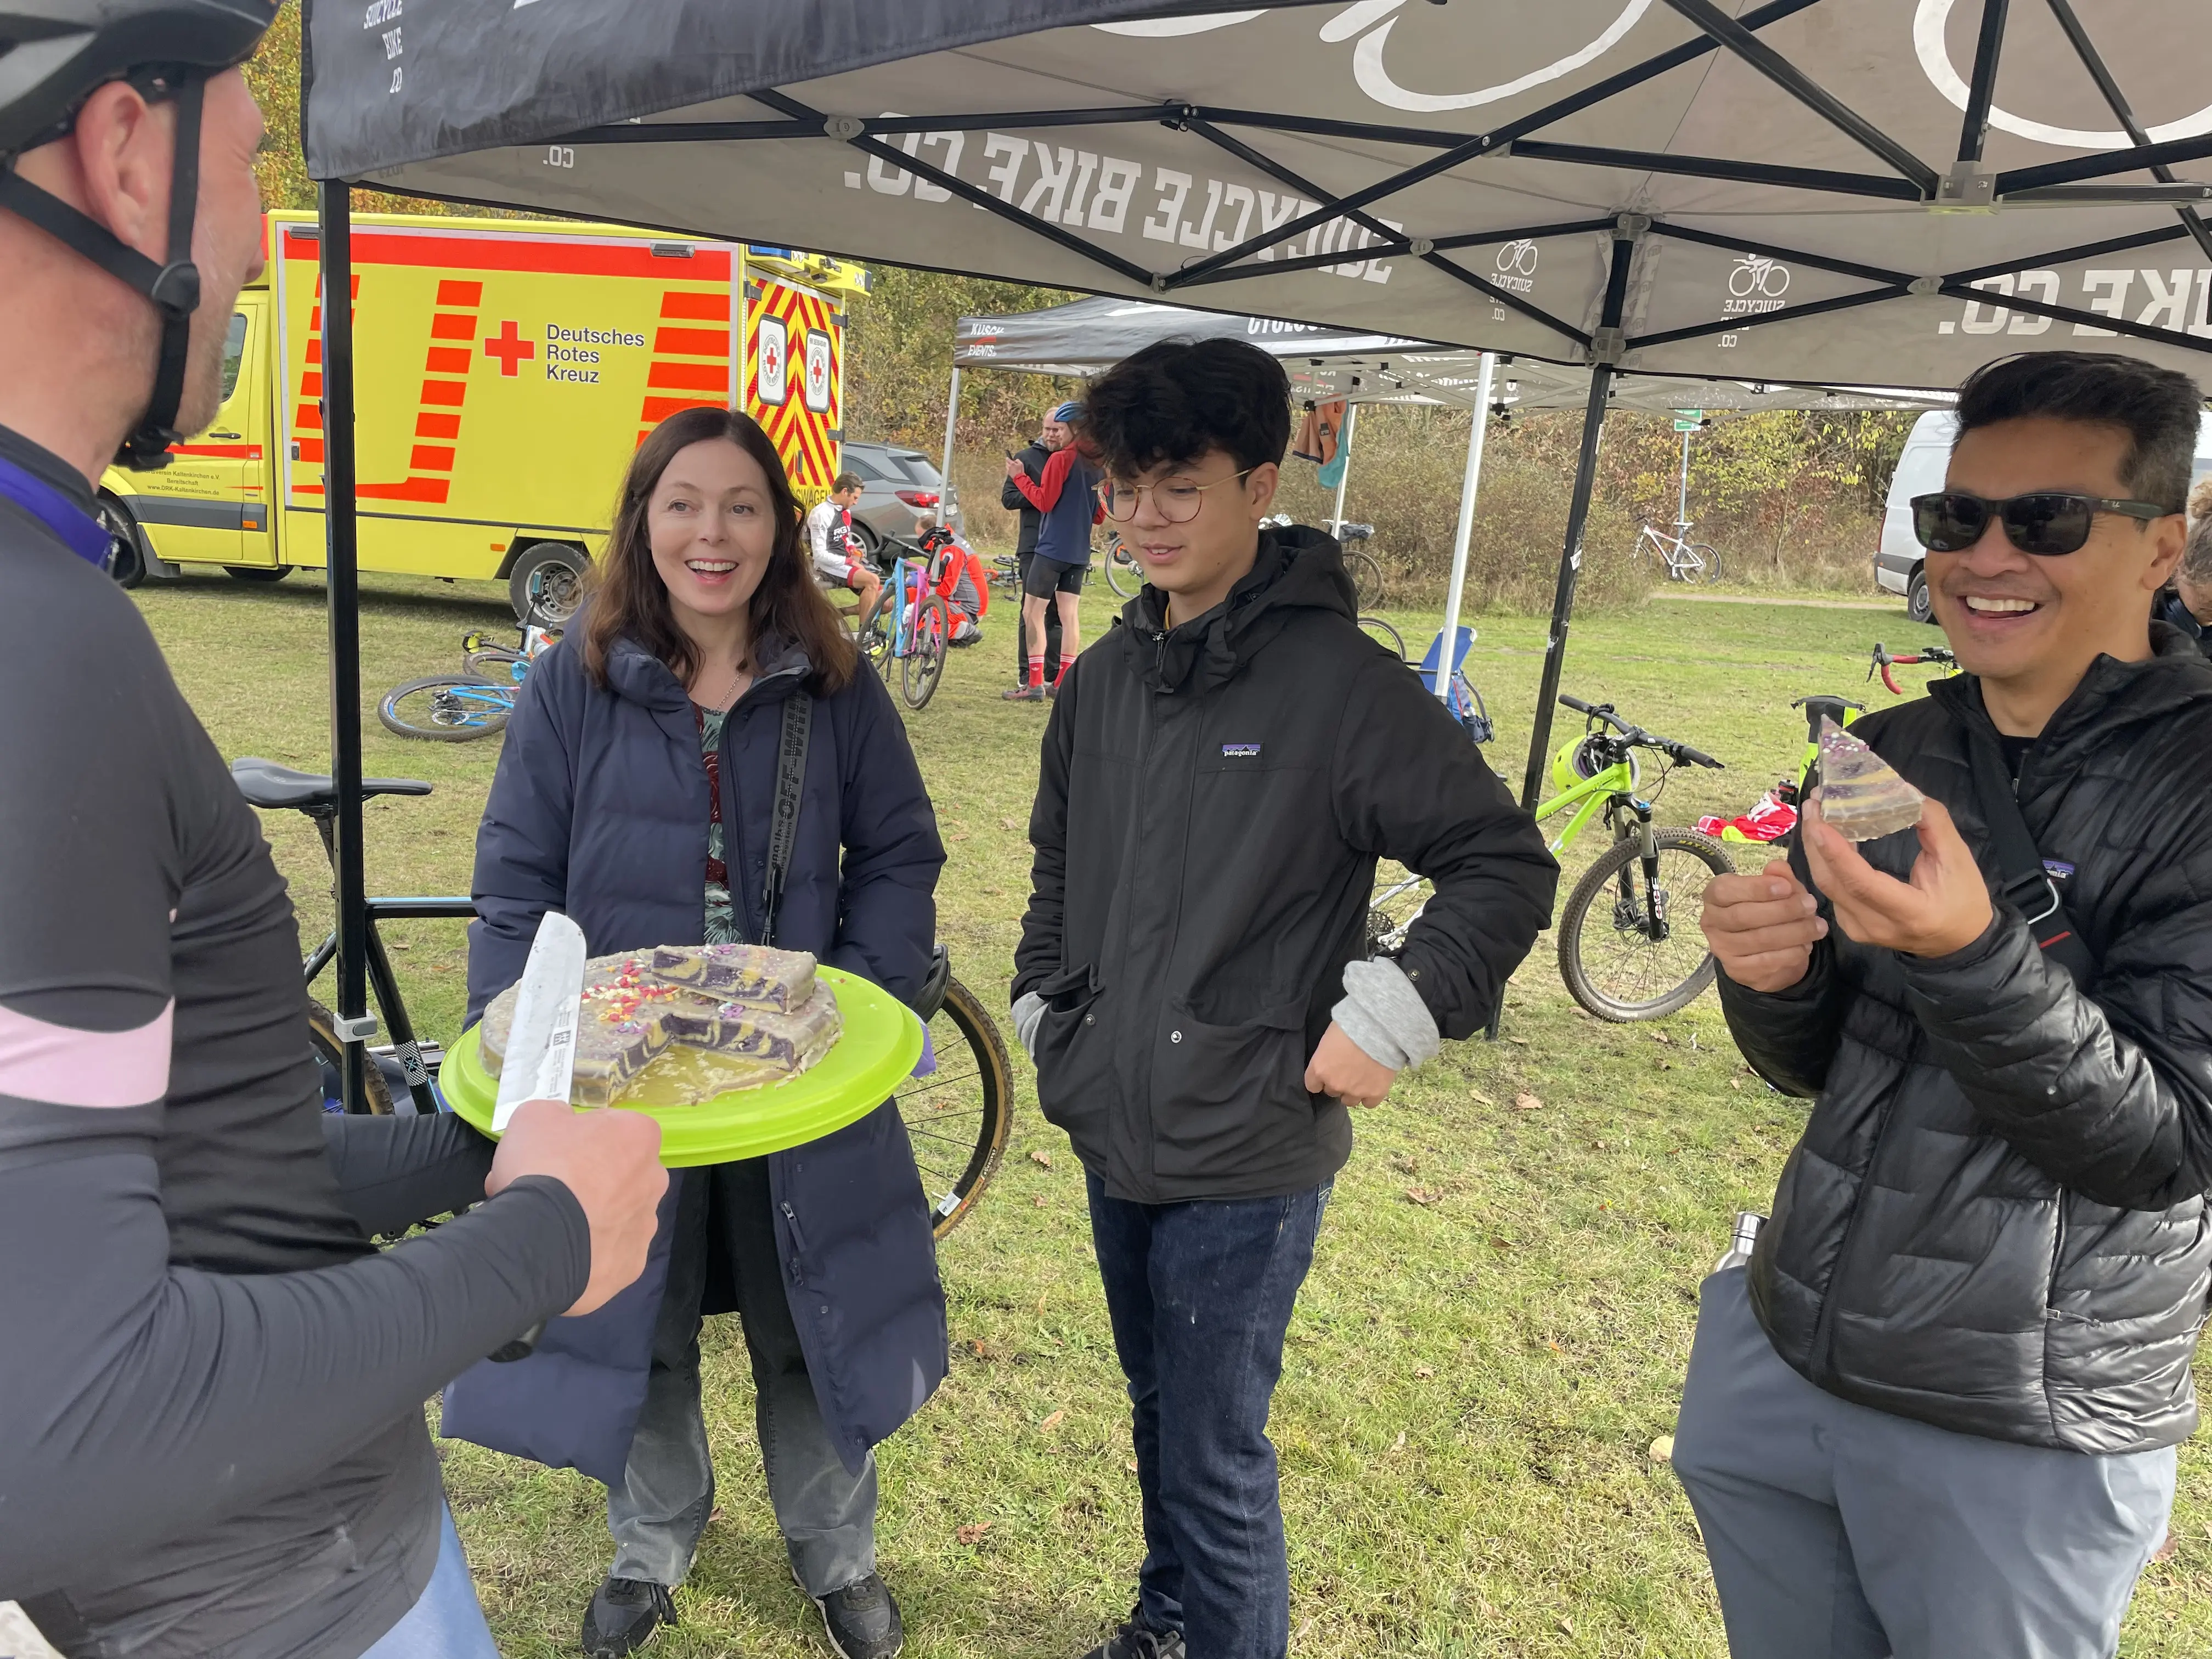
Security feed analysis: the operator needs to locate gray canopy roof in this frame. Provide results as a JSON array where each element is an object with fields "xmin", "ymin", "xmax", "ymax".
[
  {"xmin": 305, "ymin": 0, "xmax": 2212, "ymax": 387},
  {"xmin": 953, "ymin": 295, "xmax": 1951, "ymax": 410}
]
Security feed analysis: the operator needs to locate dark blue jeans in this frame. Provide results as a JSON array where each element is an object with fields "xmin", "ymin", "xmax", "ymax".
[{"xmin": 1086, "ymin": 1172, "xmax": 1330, "ymax": 1659}]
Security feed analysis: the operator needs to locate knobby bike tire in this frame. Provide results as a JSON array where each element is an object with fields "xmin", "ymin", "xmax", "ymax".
[
  {"xmin": 1556, "ymin": 827, "xmax": 1735, "ymax": 1022},
  {"xmin": 898, "ymin": 975, "xmax": 1014, "ymax": 1239},
  {"xmin": 378, "ymin": 674, "xmax": 512, "ymax": 741},
  {"xmin": 901, "ymin": 595, "xmax": 950, "ymax": 710},
  {"xmin": 1357, "ymin": 615, "xmax": 1406, "ymax": 660},
  {"xmin": 1347, "ymin": 549, "xmax": 1386, "ymax": 610},
  {"xmin": 855, "ymin": 586, "xmax": 895, "ymax": 679},
  {"xmin": 307, "ymin": 997, "xmax": 394, "ymax": 1114}
]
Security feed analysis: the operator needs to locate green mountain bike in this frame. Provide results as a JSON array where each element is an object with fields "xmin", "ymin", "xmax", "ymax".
[{"xmin": 1368, "ymin": 695, "xmax": 1735, "ymax": 1022}]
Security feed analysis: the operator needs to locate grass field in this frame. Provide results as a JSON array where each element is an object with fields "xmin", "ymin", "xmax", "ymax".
[{"xmin": 132, "ymin": 565, "xmax": 2212, "ymax": 1657}]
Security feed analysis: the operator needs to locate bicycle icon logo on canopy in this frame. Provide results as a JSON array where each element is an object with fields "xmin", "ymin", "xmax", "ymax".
[{"xmin": 1494, "ymin": 239, "xmax": 1540, "ymax": 276}]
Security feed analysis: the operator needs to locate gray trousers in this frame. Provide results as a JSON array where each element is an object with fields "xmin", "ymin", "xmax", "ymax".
[
  {"xmin": 607, "ymin": 1162, "xmax": 877, "ymax": 1597},
  {"xmin": 1672, "ymin": 1268, "xmax": 2174, "ymax": 1659}
]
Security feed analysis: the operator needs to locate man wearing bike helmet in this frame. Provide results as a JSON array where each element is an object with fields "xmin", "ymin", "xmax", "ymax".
[
  {"xmin": 1002, "ymin": 398, "xmax": 1099, "ymax": 701},
  {"xmin": 0, "ymin": 7, "xmax": 666, "ymax": 1656},
  {"xmin": 1692, "ymin": 352, "xmax": 2212, "ymax": 1657}
]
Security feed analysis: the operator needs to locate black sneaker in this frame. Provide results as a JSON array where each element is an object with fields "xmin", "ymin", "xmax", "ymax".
[
  {"xmin": 580, "ymin": 1576, "xmax": 677, "ymax": 1658},
  {"xmin": 1083, "ymin": 1609, "xmax": 1184, "ymax": 1659},
  {"xmin": 811, "ymin": 1573, "xmax": 904, "ymax": 1658}
]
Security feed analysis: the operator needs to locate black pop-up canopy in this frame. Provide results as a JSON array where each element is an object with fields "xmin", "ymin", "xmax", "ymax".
[{"xmin": 298, "ymin": 0, "xmax": 2212, "ymax": 1098}]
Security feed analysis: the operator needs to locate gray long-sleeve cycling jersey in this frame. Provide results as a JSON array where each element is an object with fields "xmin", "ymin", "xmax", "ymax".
[{"xmin": 0, "ymin": 425, "xmax": 590, "ymax": 1659}]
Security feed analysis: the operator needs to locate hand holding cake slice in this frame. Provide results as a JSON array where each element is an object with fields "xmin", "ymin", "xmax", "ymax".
[{"xmin": 1815, "ymin": 716, "xmax": 1926, "ymax": 842}]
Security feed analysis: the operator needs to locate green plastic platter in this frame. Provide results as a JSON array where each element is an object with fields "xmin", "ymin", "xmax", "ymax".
[{"xmin": 443, "ymin": 966, "xmax": 924, "ymax": 1167}]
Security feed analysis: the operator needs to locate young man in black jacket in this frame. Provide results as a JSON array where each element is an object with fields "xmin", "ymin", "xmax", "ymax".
[
  {"xmin": 1690, "ymin": 351, "xmax": 2212, "ymax": 1657},
  {"xmin": 1001, "ymin": 405, "xmax": 1068, "ymax": 689},
  {"xmin": 1012, "ymin": 339, "xmax": 1556, "ymax": 1659}
]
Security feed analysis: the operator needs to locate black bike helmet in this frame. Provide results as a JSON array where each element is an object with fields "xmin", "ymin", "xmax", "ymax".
[{"xmin": 1, "ymin": 1, "xmax": 278, "ymax": 469}]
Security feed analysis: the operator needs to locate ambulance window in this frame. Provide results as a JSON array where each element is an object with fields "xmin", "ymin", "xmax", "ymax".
[{"xmin": 219, "ymin": 313, "xmax": 248, "ymax": 403}]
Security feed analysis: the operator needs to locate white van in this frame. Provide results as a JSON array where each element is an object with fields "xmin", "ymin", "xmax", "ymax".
[{"xmin": 1877, "ymin": 409, "xmax": 2212, "ymax": 625}]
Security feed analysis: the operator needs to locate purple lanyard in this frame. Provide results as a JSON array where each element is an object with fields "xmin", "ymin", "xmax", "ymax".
[{"xmin": 0, "ymin": 452, "xmax": 112, "ymax": 569}]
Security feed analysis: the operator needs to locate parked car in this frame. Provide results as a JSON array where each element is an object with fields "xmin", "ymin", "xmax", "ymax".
[
  {"xmin": 842, "ymin": 439, "xmax": 960, "ymax": 555},
  {"xmin": 1876, "ymin": 408, "xmax": 2212, "ymax": 626}
]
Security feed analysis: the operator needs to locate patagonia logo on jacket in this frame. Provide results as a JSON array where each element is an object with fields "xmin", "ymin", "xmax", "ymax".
[{"xmin": 1222, "ymin": 742, "xmax": 1262, "ymax": 759}]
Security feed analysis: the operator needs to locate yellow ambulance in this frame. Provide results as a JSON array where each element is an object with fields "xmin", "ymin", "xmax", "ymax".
[{"xmin": 100, "ymin": 211, "xmax": 864, "ymax": 623}]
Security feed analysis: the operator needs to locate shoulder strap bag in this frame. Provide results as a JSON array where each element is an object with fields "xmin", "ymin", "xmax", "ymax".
[{"xmin": 1956, "ymin": 718, "xmax": 2097, "ymax": 989}]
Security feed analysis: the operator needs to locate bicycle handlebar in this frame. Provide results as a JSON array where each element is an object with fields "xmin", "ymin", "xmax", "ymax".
[{"xmin": 1555, "ymin": 696, "xmax": 1724, "ymax": 768}]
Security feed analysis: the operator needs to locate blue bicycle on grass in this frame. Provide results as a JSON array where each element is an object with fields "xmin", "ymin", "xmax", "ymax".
[
  {"xmin": 856, "ymin": 531, "xmax": 954, "ymax": 710},
  {"xmin": 376, "ymin": 623, "xmax": 558, "ymax": 741}
]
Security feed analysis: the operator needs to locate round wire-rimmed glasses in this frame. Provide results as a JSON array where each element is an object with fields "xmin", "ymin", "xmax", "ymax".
[{"xmin": 1098, "ymin": 469, "xmax": 1253, "ymax": 524}]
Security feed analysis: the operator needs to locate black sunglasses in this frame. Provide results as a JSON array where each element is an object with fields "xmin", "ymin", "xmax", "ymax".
[{"xmin": 1911, "ymin": 489, "xmax": 2171, "ymax": 556}]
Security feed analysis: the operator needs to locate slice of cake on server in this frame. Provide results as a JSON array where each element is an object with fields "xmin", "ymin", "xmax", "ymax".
[{"xmin": 480, "ymin": 943, "xmax": 843, "ymax": 1108}]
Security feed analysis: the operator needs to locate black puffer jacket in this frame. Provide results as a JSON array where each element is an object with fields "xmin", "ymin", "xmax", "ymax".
[
  {"xmin": 1013, "ymin": 526, "xmax": 1556, "ymax": 1203},
  {"xmin": 1720, "ymin": 629, "xmax": 2212, "ymax": 1454}
]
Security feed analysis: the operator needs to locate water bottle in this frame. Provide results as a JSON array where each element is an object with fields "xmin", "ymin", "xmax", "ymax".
[{"xmin": 1714, "ymin": 1211, "xmax": 1764, "ymax": 1273}]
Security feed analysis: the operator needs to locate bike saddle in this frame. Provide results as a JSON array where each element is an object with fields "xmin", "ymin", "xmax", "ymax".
[
  {"xmin": 1790, "ymin": 696, "xmax": 1864, "ymax": 741},
  {"xmin": 230, "ymin": 756, "xmax": 433, "ymax": 811},
  {"xmin": 1338, "ymin": 522, "xmax": 1374, "ymax": 540}
]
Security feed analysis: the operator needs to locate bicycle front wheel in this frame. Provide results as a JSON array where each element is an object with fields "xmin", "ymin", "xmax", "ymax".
[
  {"xmin": 1557, "ymin": 827, "xmax": 1735, "ymax": 1021},
  {"xmin": 898, "ymin": 975, "xmax": 1015, "ymax": 1239},
  {"xmin": 1105, "ymin": 537, "xmax": 1144, "ymax": 599},
  {"xmin": 1686, "ymin": 543, "xmax": 1720, "ymax": 584},
  {"xmin": 901, "ymin": 595, "xmax": 950, "ymax": 709},
  {"xmin": 1348, "ymin": 549, "xmax": 1386, "ymax": 609},
  {"xmin": 462, "ymin": 645, "xmax": 530, "ymax": 684},
  {"xmin": 377, "ymin": 675, "xmax": 512, "ymax": 741}
]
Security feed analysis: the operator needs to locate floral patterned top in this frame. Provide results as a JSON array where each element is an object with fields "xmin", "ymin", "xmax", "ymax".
[{"xmin": 696, "ymin": 704, "xmax": 737, "ymax": 944}]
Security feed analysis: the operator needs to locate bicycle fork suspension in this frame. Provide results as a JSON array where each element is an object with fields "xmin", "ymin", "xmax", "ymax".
[{"xmin": 1612, "ymin": 807, "xmax": 1672, "ymax": 943}]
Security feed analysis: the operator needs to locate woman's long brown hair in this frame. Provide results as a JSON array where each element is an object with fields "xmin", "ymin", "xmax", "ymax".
[{"xmin": 581, "ymin": 405, "xmax": 858, "ymax": 693}]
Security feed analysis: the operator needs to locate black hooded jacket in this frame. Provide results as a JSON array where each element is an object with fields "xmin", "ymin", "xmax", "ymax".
[
  {"xmin": 1721, "ymin": 628, "xmax": 2212, "ymax": 1453},
  {"xmin": 1013, "ymin": 526, "xmax": 1556, "ymax": 1203}
]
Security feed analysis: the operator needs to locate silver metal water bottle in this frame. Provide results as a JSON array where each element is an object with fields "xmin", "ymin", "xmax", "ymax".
[{"xmin": 1714, "ymin": 1211, "xmax": 1764, "ymax": 1273}]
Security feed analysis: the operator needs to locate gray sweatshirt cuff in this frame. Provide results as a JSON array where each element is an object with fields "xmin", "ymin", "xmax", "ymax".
[
  {"xmin": 1331, "ymin": 957, "xmax": 1442, "ymax": 1073},
  {"xmin": 1012, "ymin": 991, "xmax": 1047, "ymax": 1063}
]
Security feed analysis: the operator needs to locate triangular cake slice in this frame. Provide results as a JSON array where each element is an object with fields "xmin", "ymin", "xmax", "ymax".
[{"xmin": 1816, "ymin": 716, "xmax": 1925, "ymax": 841}]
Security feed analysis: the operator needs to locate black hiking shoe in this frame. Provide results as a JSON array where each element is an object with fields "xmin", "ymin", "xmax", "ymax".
[
  {"xmin": 1082, "ymin": 1609, "xmax": 1184, "ymax": 1659},
  {"xmin": 811, "ymin": 1572, "xmax": 904, "ymax": 1658},
  {"xmin": 581, "ymin": 1576, "xmax": 677, "ymax": 1658}
]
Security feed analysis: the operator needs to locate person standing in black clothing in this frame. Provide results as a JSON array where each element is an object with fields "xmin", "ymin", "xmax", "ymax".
[
  {"xmin": 1689, "ymin": 352, "xmax": 2212, "ymax": 1657},
  {"xmin": 0, "ymin": 8, "xmax": 664, "ymax": 1656},
  {"xmin": 1011, "ymin": 340, "xmax": 1556, "ymax": 1659},
  {"xmin": 1002, "ymin": 405, "xmax": 1068, "ymax": 687}
]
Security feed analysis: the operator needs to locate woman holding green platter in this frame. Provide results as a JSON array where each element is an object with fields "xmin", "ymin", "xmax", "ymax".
[{"xmin": 456, "ymin": 405, "xmax": 947, "ymax": 1659}]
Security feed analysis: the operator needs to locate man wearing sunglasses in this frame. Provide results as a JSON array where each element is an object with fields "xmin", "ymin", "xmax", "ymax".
[
  {"xmin": 1686, "ymin": 350, "xmax": 2212, "ymax": 1657},
  {"xmin": 1011, "ymin": 337, "xmax": 1556, "ymax": 1658}
]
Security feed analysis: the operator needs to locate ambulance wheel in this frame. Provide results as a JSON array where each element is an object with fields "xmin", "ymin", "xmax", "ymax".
[
  {"xmin": 225, "ymin": 565, "xmax": 290, "ymax": 582},
  {"xmin": 509, "ymin": 542, "xmax": 589, "ymax": 626},
  {"xmin": 96, "ymin": 493, "xmax": 145, "ymax": 588}
]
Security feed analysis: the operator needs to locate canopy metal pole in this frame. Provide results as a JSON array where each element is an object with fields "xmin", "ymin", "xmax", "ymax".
[
  {"xmin": 1435, "ymin": 352, "xmax": 1497, "ymax": 706},
  {"xmin": 317, "ymin": 180, "xmax": 371, "ymax": 1115},
  {"xmin": 939, "ymin": 364, "xmax": 961, "ymax": 525},
  {"xmin": 1518, "ymin": 225, "xmax": 1637, "ymax": 814},
  {"xmin": 1328, "ymin": 402, "xmax": 1356, "ymax": 534},
  {"xmin": 1518, "ymin": 371, "xmax": 1614, "ymax": 810},
  {"xmin": 1677, "ymin": 427, "xmax": 1692, "ymax": 529}
]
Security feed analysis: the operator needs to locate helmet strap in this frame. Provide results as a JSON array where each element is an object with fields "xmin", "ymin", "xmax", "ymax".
[{"xmin": 0, "ymin": 74, "xmax": 205, "ymax": 472}]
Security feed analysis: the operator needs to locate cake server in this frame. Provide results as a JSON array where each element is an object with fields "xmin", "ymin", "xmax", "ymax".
[{"xmin": 487, "ymin": 909, "xmax": 586, "ymax": 1363}]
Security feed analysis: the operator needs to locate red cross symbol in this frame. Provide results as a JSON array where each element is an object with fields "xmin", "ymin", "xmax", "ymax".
[
  {"xmin": 483, "ymin": 320, "xmax": 535, "ymax": 376},
  {"xmin": 763, "ymin": 341, "xmax": 781, "ymax": 376}
]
